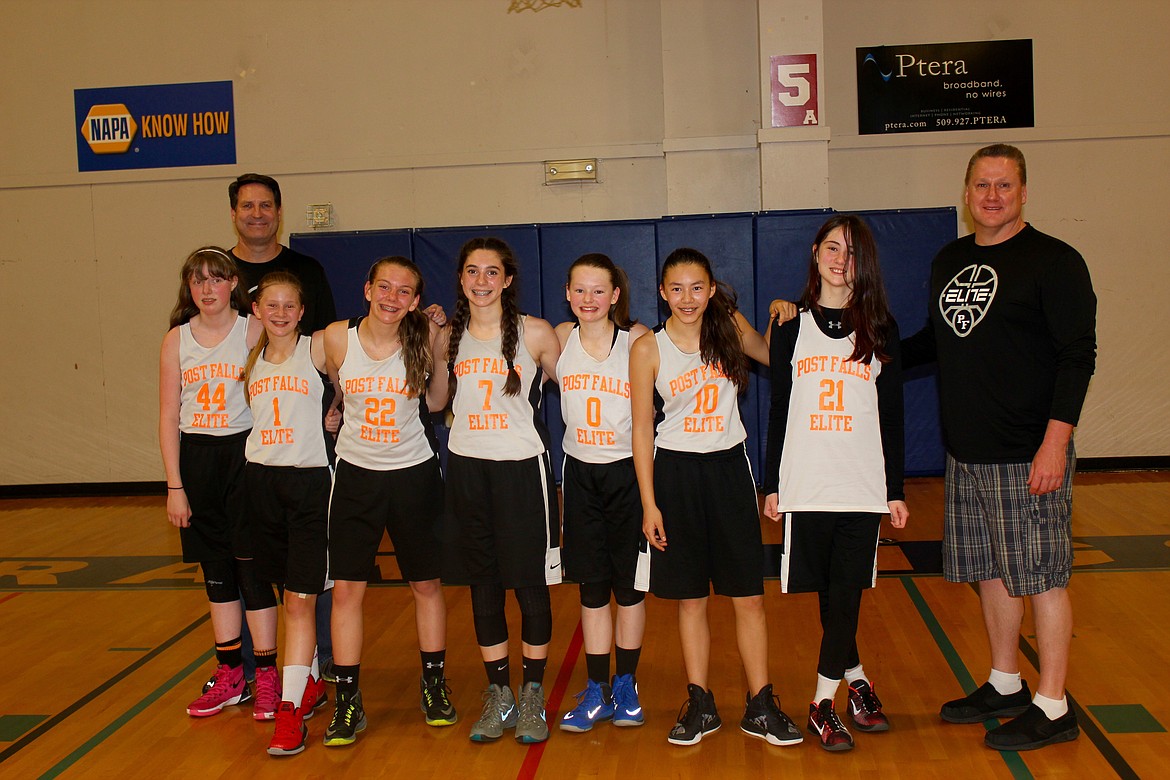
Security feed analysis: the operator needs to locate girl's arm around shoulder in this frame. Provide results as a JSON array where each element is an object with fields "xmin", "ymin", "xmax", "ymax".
[
  {"xmin": 426, "ymin": 324, "xmax": 452, "ymax": 412},
  {"xmin": 245, "ymin": 313, "xmax": 263, "ymax": 349},
  {"xmin": 524, "ymin": 315, "xmax": 561, "ymax": 383},
  {"xmin": 309, "ymin": 329, "xmax": 329, "ymax": 374},
  {"xmin": 733, "ymin": 310, "xmax": 769, "ymax": 367},
  {"xmin": 309, "ymin": 330, "xmax": 341, "ymax": 433},
  {"xmin": 322, "ymin": 319, "xmax": 349, "ymax": 380},
  {"xmin": 554, "ymin": 320, "xmax": 575, "ymax": 350},
  {"xmin": 629, "ymin": 322, "xmax": 651, "ymax": 342}
]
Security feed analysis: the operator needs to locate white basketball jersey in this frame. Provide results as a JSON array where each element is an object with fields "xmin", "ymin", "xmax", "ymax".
[
  {"xmin": 652, "ymin": 326, "xmax": 745, "ymax": 453},
  {"xmin": 777, "ymin": 311, "xmax": 886, "ymax": 512},
  {"xmin": 557, "ymin": 326, "xmax": 633, "ymax": 463},
  {"xmin": 448, "ymin": 316, "xmax": 548, "ymax": 461},
  {"xmin": 244, "ymin": 335, "xmax": 328, "ymax": 467},
  {"xmin": 335, "ymin": 322, "xmax": 436, "ymax": 470},
  {"xmin": 178, "ymin": 315, "xmax": 252, "ymax": 435}
]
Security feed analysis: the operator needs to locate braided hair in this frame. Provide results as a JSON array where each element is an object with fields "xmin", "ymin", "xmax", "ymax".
[{"xmin": 445, "ymin": 237, "xmax": 523, "ymax": 405}]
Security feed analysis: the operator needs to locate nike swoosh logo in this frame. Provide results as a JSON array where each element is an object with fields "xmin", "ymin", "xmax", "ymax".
[
  {"xmin": 623, "ymin": 707, "xmax": 642, "ymax": 716},
  {"xmin": 587, "ymin": 706, "xmax": 601, "ymax": 718},
  {"xmin": 501, "ymin": 705, "xmax": 516, "ymax": 719}
]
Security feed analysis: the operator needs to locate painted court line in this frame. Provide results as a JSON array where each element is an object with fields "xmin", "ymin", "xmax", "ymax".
[
  {"xmin": 40, "ymin": 649, "xmax": 214, "ymax": 779},
  {"xmin": 0, "ymin": 613, "xmax": 209, "ymax": 767},
  {"xmin": 900, "ymin": 577, "xmax": 1033, "ymax": 780},
  {"xmin": 516, "ymin": 620, "xmax": 584, "ymax": 780},
  {"xmin": 905, "ymin": 576, "xmax": 1144, "ymax": 780}
]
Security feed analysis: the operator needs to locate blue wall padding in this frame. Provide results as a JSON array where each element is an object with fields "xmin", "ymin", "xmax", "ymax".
[
  {"xmin": 290, "ymin": 229, "xmax": 412, "ymax": 320},
  {"xmin": 291, "ymin": 206, "xmax": 956, "ymax": 479}
]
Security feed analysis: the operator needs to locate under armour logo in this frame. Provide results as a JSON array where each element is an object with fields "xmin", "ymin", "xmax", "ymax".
[{"xmin": 827, "ymin": 320, "xmax": 842, "ymax": 330}]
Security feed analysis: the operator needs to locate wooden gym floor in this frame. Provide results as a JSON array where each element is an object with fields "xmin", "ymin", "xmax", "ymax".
[{"xmin": 1, "ymin": 471, "xmax": 1168, "ymax": 778}]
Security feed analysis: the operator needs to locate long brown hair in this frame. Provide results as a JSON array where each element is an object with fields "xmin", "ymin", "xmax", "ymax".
[
  {"xmin": 566, "ymin": 253, "xmax": 637, "ymax": 329},
  {"xmin": 366, "ymin": 256, "xmax": 430, "ymax": 398},
  {"xmin": 797, "ymin": 214, "xmax": 894, "ymax": 364},
  {"xmin": 168, "ymin": 246, "xmax": 249, "ymax": 328},
  {"xmin": 243, "ymin": 272, "xmax": 303, "ymax": 404},
  {"xmin": 445, "ymin": 237, "xmax": 522, "ymax": 405},
  {"xmin": 661, "ymin": 248, "xmax": 749, "ymax": 390}
]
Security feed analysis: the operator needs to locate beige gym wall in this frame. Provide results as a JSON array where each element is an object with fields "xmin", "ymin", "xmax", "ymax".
[{"xmin": 0, "ymin": 0, "xmax": 1163, "ymax": 484}]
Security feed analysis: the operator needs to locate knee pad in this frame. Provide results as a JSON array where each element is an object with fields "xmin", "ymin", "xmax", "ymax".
[
  {"xmin": 236, "ymin": 558, "xmax": 278, "ymax": 611},
  {"xmin": 613, "ymin": 586, "xmax": 645, "ymax": 608},
  {"xmin": 471, "ymin": 583, "xmax": 508, "ymax": 646},
  {"xmin": 578, "ymin": 580, "xmax": 611, "ymax": 610},
  {"xmin": 515, "ymin": 585, "xmax": 552, "ymax": 646},
  {"xmin": 201, "ymin": 559, "xmax": 238, "ymax": 604}
]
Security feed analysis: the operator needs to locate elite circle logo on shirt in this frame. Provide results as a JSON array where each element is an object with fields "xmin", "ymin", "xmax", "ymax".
[{"xmin": 939, "ymin": 263, "xmax": 997, "ymax": 337}]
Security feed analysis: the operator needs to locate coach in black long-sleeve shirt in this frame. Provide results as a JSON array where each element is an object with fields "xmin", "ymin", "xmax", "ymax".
[{"xmin": 901, "ymin": 144, "xmax": 1095, "ymax": 752}]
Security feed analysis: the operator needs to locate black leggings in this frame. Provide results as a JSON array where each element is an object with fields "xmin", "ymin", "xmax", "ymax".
[
  {"xmin": 470, "ymin": 582, "xmax": 552, "ymax": 648},
  {"xmin": 817, "ymin": 587, "xmax": 862, "ymax": 679}
]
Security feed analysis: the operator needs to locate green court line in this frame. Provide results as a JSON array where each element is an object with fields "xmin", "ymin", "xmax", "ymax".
[
  {"xmin": 38, "ymin": 649, "xmax": 213, "ymax": 780},
  {"xmin": 0, "ymin": 613, "xmax": 209, "ymax": 766},
  {"xmin": 900, "ymin": 576, "xmax": 1032, "ymax": 780}
]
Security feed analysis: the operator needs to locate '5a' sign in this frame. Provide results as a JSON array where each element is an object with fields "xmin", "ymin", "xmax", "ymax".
[{"xmin": 771, "ymin": 54, "xmax": 819, "ymax": 127}]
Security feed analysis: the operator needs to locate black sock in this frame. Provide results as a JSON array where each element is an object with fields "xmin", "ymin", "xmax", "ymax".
[
  {"xmin": 615, "ymin": 646, "xmax": 641, "ymax": 678},
  {"xmin": 485, "ymin": 657, "xmax": 510, "ymax": 689},
  {"xmin": 585, "ymin": 652, "xmax": 610, "ymax": 685},
  {"xmin": 333, "ymin": 663, "xmax": 360, "ymax": 698},
  {"xmin": 215, "ymin": 637, "xmax": 243, "ymax": 669},
  {"xmin": 254, "ymin": 647, "xmax": 278, "ymax": 670},
  {"xmin": 522, "ymin": 656, "xmax": 547, "ymax": 686},
  {"xmin": 421, "ymin": 650, "xmax": 446, "ymax": 684}
]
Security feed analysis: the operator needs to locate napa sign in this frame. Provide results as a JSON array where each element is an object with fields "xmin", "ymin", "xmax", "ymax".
[{"xmin": 74, "ymin": 81, "xmax": 236, "ymax": 172}]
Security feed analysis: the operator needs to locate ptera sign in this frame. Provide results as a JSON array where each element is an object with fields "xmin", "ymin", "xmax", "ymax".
[{"xmin": 80, "ymin": 104, "xmax": 138, "ymax": 154}]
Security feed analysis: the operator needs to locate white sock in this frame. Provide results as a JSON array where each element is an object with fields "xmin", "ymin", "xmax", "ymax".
[
  {"xmin": 844, "ymin": 664, "xmax": 868, "ymax": 685},
  {"xmin": 988, "ymin": 668, "xmax": 1022, "ymax": 696},
  {"xmin": 814, "ymin": 675, "xmax": 840, "ymax": 704},
  {"xmin": 1033, "ymin": 692, "xmax": 1068, "ymax": 720},
  {"xmin": 282, "ymin": 664, "xmax": 311, "ymax": 707}
]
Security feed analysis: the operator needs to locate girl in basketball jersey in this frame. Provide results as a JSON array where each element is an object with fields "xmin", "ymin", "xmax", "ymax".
[
  {"xmin": 434, "ymin": 236, "xmax": 562, "ymax": 745},
  {"xmin": 159, "ymin": 247, "xmax": 281, "ymax": 721},
  {"xmin": 554, "ymin": 254, "xmax": 651, "ymax": 733},
  {"xmin": 320, "ymin": 257, "xmax": 454, "ymax": 747},
  {"xmin": 630, "ymin": 247, "xmax": 802, "ymax": 748},
  {"xmin": 243, "ymin": 272, "xmax": 333, "ymax": 757},
  {"xmin": 762, "ymin": 214, "xmax": 908, "ymax": 752}
]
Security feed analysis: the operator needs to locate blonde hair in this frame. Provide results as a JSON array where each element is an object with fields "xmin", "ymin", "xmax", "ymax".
[{"xmin": 242, "ymin": 272, "xmax": 303, "ymax": 403}]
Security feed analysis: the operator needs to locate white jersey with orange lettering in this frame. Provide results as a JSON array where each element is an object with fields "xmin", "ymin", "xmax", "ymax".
[
  {"xmin": 335, "ymin": 320, "xmax": 437, "ymax": 470},
  {"xmin": 448, "ymin": 316, "xmax": 549, "ymax": 461},
  {"xmin": 778, "ymin": 311, "xmax": 885, "ymax": 512},
  {"xmin": 179, "ymin": 314, "xmax": 252, "ymax": 435},
  {"xmin": 652, "ymin": 325, "xmax": 745, "ymax": 453},
  {"xmin": 558, "ymin": 326, "xmax": 633, "ymax": 464},
  {"xmin": 244, "ymin": 335, "xmax": 329, "ymax": 468}
]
